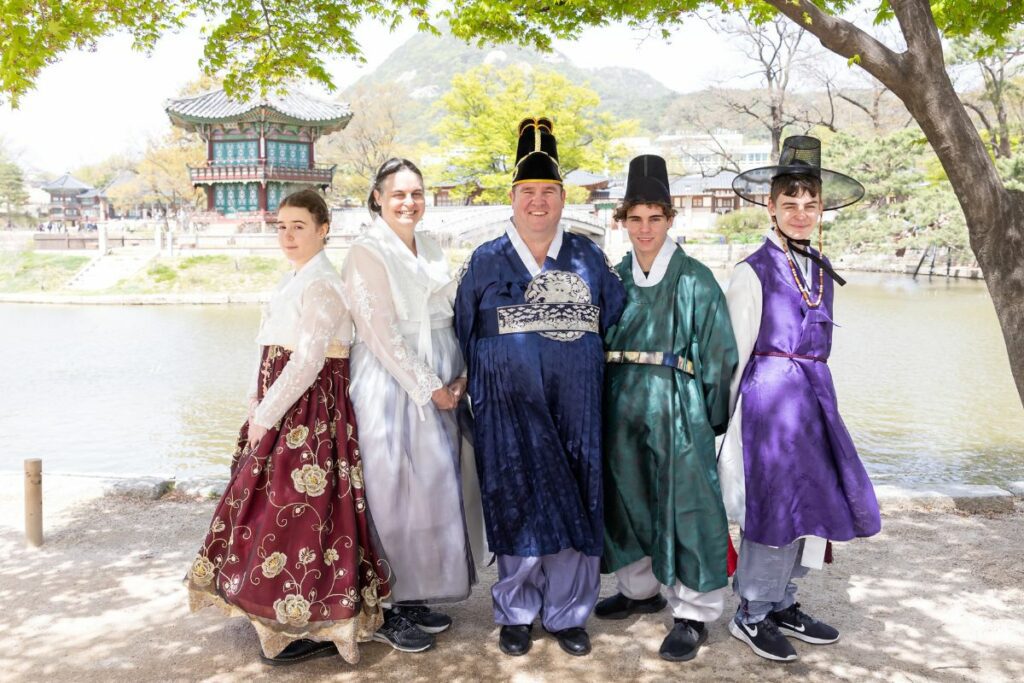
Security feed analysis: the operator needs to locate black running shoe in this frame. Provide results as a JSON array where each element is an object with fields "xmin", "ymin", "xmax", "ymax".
[
  {"xmin": 372, "ymin": 609, "xmax": 435, "ymax": 652},
  {"xmin": 394, "ymin": 605, "xmax": 453, "ymax": 634},
  {"xmin": 770, "ymin": 603, "xmax": 840, "ymax": 644},
  {"xmin": 259, "ymin": 639, "xmax": 338, "ymax": 666},
  {"xmin": 728, "ymin": 615, "xmax": 797, "ymax": 662},
  {"xmin": 593, "ymin": 592, "xmax": 668, "ymax": 620},
  {"xmin": 659, "ymin": 619, "xmax": 708, "ymax": 662}
]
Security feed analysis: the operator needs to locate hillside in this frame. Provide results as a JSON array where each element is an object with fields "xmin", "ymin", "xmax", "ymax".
[{"xmin": 342, "ymin": 31, "xmax": 679, "ymax": 141}]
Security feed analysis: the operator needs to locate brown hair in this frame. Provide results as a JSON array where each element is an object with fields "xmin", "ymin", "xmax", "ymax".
[
  {"xmin": 613, "ymin": 200, "xmax": 677, "ymax": 223},
  {"xmin": 769, "ymin": 174, "xmax": 822, "ymax": 203},
  {"xmin": 368, "ymin": 158, "xmax": 425, "ymax": 215},
  {"xmin": 279, "ymin": 188, "xmax": 330, "ymax": 242}
]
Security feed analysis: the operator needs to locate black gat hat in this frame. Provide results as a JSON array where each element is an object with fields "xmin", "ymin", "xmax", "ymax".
[
  {"xmin": 512, "ymin": 117, "xmax": 562, "ymax": 186},
  {"xmin": 732, "ymin": 135, "xmax": 864, "ymax": 210},
  {"xmin": 623, "ymin": 154, "xmax": 671, "ymax": 206}
]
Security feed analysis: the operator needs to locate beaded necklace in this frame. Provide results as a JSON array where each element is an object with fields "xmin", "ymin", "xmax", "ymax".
[{"xmin": 775, "ymin": 216, "xmax": 825, "ymax": 308}]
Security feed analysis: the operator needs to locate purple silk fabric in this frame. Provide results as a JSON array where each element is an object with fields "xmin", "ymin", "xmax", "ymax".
[
  {"xmin": 491, "ymin": 549, "xmax": 600, "ymax": 630},
  {"xmin": 739, "ymin": 241, "xmax": 881, "ymax": 547}
]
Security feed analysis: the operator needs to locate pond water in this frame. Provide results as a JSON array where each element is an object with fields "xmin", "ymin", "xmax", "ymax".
[{"xmin": 1, "ymin": 271, "xmax": 1022, "ymax": 486}]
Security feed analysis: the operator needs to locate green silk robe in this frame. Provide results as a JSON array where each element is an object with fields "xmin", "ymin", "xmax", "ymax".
[{"xmin": 602, "ymin": 245, "xmax": 738, "ymax": 592}]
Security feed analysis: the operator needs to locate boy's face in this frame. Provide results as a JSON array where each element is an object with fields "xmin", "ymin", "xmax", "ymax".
[
  {"xmin": 768, "ymin": 189, "xmax": 822, "ymax": 241},
  {"xmin": 624, "ymin": 203, "xmax": 672, "ymax": 263}
]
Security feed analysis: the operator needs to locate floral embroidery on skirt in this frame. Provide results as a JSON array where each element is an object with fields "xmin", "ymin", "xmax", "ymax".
[{"xmin": 186, "ymin": 345, "xmax": 392, "ymax": 662}]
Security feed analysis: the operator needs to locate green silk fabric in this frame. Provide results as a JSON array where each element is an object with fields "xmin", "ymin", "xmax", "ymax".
[{"xmin": 602, "ymin": 247, "xmax": 738, "ymax": 592}]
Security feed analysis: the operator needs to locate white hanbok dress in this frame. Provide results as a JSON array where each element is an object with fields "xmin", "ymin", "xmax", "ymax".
[{"xmin": 341, "ymin": 217, "xmax": 482, "ymax": 604}]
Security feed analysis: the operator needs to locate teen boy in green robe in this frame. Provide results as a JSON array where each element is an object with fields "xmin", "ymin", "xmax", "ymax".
[{"xmin": 596, "ymin": 155, "xmax": 738, "ymax": 663}]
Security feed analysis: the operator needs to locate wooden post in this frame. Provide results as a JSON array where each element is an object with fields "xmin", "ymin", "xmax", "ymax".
[{"xmin": 24, "ymin": 459, "xmax": 42, "ymax": 547}]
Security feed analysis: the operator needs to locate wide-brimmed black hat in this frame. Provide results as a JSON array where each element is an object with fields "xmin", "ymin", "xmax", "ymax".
[
  {"xmin": 732, "ymin": 135, "xmax": 864, "ymax": 210},
  {"xmin": 512, "ymin": 117, "xmax": 561, "ymax": 186},
  {"xmin": 623, "ymin": 154, "xmax": 671, "ymax": 205}
]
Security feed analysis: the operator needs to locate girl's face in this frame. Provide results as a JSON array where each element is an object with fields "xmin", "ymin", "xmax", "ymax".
[
  {"xmin": 276, "ymin": 205, "xmax": 328, "ymax": 267},
  {"xmin": 374, "ymin": 169, "xmax": 426, "ymax": 232}
]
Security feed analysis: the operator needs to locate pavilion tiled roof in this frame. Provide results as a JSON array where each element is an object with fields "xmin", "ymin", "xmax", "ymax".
[
  {"xmin": 165, "ymin": 89, "xmax": 351, "ymax": 132},
  {"xmin": 41, "ymin": 173, "xmax": 93, "ymax": 193}
]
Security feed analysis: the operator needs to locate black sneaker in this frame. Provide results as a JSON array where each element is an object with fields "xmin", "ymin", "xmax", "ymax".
[
  {"xmin": 394, "ymin": 605, "xmax": 453, "ymax": 634},
  {"xmin": 659, "ymin": 619, "xmax": 708, "ymax": 662},
  {"xmin": 259, "ymin": 639, "xmax": 338, "ymax": 666},
  {"xmin": 770, "ymin": 603, "xmax": 840, "ymax": 644},
  {"xmin": 372, "ymin": 609, "xmax": 435, "ymax": 653},
  {"xmin": 593, "ymin": 592, "xmax": 668, "ymax": 619},
  {"xmin": 728, "ymin": 615, "xmax": 797, "ymax": 662}
]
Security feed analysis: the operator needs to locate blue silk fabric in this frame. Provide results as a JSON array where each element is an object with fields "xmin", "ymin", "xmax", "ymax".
[
  {"xmin": 455, "ymin": 231, "xmax": 626, "ymax": 557},
  {"xmin": 739, "ymin": 240, "xmax": 881, "ymax": 547}
]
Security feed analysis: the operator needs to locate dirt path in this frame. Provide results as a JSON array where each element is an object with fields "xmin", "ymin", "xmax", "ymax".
[{"xmin": 1, "ymin": 476, "xmax": 1022, "ymax": 682}]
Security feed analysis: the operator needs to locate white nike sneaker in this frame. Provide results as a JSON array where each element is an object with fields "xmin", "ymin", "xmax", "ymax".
[{"xmin": 728, "ymin": 615, "xmax": 798, "ymax": 661}]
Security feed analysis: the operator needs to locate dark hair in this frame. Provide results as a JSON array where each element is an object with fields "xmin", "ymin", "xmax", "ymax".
[
  {"xmin": 613, "ymin": 200, "xmax": 677, "ymax": 223},
  {"xmin": 769, "ymin": 173, "xmax": 822, "ymax": 203},
  {"xmin": 368, "ymin": 158, "xmax": 425, "ymax": 215},
  {"xmin": 279, "ymin": 188, "xmax": 330, "ymax": 242}
]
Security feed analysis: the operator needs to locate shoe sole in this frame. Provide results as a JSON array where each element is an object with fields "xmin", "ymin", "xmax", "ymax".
[
  {"xmin": 658, "ymin": 629, "xmax": 708, "ymax": 663},
  {"xmin": 411, "ymin": 622, "xmax": 451, "ymax": 635},
  {"xmin": 259, "ymin": 642, "xmax": 338, "ymax": 666},
  {"xmin": 499, "ymin": 642, "xmax": 532, "ymax": 656},
  {"xmin": 371, "ymin": 632, "xmax": 434, "ymax": 653},
  {"xmin": 594, "ymin": 598, "xmax": 668, "ymax": 620},
  {"xmin": 777, "ymin": 626, "xmax": 840, "ymax": 645},
  {"xmin": 728, "ymin": 620, "xmax": 798, "ymax": 662}
]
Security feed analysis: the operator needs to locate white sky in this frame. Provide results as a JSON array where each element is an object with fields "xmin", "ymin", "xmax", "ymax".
[{"xmin": 0, "ymin": 16, "xmax": 871, "ymax": 175}]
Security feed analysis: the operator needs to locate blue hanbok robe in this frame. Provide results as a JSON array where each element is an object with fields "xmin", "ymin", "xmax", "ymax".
[{"xmin": 454, "ymin": 227, "xmax": 626, "ymax": 558}]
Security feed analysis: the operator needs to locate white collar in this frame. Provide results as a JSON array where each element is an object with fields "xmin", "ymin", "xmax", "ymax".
[
  {"xmin": 631, "ymin": 238, "xmax": 679, "ymax": 288},
  {"xmin": 506, "ymin": 220, "xmax": 564, "ymax": 277}
]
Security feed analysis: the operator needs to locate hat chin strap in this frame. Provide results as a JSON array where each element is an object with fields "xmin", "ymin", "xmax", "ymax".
[{"xmin": 771, "ymin": 215, "xmax": 847, "ymax": 287}]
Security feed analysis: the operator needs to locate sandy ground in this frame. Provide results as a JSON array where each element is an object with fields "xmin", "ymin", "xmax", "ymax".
[{"xmin": 1, "ymin": 474, "xmax": 1022, "ymax": 683}]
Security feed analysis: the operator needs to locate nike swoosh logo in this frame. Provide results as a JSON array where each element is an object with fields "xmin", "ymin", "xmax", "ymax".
[
  {"xmin": 743, "ymin": 624, "xmax": 758, "ymax": 637},
  {"xmin": 783, "ymin": 623, "xmax": 806, "ymax": 632}
]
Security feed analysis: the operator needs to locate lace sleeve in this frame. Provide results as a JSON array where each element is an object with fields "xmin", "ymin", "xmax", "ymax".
[
  {"xmin": 251, "ymin": 278, "xmax": 344, "ymax": 428},
  {"xmin": 341, "ymin": 244, "xmax": 443, "ymax": 406}
]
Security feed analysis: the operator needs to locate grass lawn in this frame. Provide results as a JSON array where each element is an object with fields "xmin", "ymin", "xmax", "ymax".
[
  {"xmin": 0, "ymin": 251, "xmax": 91, "ymax": 292},
  {"xmin": 111, "ymin": 254, "xmax": 290, "ymax": 294}
]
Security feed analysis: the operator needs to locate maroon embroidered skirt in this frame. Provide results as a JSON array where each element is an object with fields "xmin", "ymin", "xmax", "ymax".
[{"xmin": 187, "ymin": 345, "xmax": 392, "ymax": 662}]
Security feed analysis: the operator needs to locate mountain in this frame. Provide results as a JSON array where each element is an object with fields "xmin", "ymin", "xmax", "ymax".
[{"xmin": 342, "ymin": 31, "xmax": 679, "ymax": 142}]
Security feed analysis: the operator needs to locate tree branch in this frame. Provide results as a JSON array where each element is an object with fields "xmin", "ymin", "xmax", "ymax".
[{"xmin": 761, "ymin": 0, "xmax": 906, "ymax": 93}]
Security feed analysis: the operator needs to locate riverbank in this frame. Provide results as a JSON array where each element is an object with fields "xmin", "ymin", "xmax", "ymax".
[{"xmin": 1, "ymin": 473, "xmax": 1022, "ymax": 682}]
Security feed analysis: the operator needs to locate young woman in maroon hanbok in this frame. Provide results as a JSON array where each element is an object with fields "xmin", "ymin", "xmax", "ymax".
[{"xmin": 186, "ymin": 190, "xmax": 392, "ymax": 666}]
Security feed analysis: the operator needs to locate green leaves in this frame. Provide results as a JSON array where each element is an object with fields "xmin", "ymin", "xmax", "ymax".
[{"xmin": 431, "ymin": 63, "xmax": 637, "ymax": 203}]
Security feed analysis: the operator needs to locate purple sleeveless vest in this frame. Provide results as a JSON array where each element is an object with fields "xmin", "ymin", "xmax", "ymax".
[{"xmin": 739, "ymin": 240, "xmax": 880, "ymax": 547}]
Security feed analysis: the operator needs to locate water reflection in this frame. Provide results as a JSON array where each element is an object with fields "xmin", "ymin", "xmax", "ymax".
[{"xmin": 0, "ymin": 271, "xmax": 1021, "ymax": 485}]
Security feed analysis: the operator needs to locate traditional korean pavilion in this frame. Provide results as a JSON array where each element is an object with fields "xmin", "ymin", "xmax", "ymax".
[
  {"xmin": 41, "ymin": 173, "xmax": 108, "ymax": 227},
  {"xmin": 165, "ymin": 89, "xmax": 351, "ymax": 216}
]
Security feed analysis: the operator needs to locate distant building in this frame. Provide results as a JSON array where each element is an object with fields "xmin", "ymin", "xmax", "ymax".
[
  {"xmin": 165, "ymin": 89, "xmax": 350, "ymax": 217},
  {"xmin": 563, "ymin": 169, "xmax": 611, "ymax": 203},
  {"xmin": 40, "ymin": 173, "xmax": 108, "ymax": 228}
]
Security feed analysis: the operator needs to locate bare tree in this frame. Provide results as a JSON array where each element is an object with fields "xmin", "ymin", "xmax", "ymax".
[
  {"xmin": 704, "ymin": 13, "xmax": 810, "ymax": 158},
  {"xmin": 317, "ymin": 82, "xmax": 407, "ymax": 203},
  {"xmin": 951, "ymin": 30, "xmax": 1024, "ymax": 160}
]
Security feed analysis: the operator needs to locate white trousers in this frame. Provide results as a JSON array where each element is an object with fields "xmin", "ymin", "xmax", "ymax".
[{"xmin": 615, "ymin": 556, "xmax": 726, "ymax": 622}]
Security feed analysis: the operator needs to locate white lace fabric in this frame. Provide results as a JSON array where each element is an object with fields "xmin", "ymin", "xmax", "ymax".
[
  {"xmin": 247, "ymin": 251, "xmax": 353, "ymax": 429},
  {"xmin": 341, "ymin": 242, "xmax": 444, "ymax": 407}
]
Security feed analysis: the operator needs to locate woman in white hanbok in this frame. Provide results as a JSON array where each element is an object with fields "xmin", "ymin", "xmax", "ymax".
[{"xmin": 341, "ymin": 158, "xmax": 480, "ymax": 652}]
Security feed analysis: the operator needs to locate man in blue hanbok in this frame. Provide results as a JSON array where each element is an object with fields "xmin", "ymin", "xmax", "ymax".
[{"xmin": 455, "ymin": 117, "xmax": 626, "ymax": 658}]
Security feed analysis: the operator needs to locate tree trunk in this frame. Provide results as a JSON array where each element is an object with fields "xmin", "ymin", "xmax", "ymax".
[{"xmin": 765, "ymin": 0, "xmax": 1024, "ymax": 406}]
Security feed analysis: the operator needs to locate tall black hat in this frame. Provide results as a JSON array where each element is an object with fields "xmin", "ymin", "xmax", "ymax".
[
  {"xmin": 512, "ymin": 117, "xmax": 562, "ymax": 186},
  {"xmin": 732, "ymin": 135, "xmax": 864, "ymax": 210},
  {"xmin": 623, "ymin": 154, "xmax": 671, "ymax": 205}
]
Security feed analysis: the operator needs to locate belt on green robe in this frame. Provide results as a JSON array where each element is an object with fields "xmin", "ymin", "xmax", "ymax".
[{"xmin": 605, "ymin": 350, "xmax": 694, "ymax": 376}]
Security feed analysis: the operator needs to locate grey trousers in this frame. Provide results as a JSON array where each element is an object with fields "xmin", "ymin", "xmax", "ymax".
[
  {"xmin": 492, "ymin": 548, "xmax": 601, "ymax": 631},
  {"xmin": 732, "ymin": 536, "xmax": 809, "ymax": 624}
]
